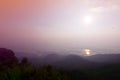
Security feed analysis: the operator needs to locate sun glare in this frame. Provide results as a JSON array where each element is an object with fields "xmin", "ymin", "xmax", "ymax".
[
  {"xmin": 84, "ymin": 15, "xmax": 93, "ymax": 24},
  {"xmin": 84, "ymin": 49, "xmax": 91, "ymax": 56}
]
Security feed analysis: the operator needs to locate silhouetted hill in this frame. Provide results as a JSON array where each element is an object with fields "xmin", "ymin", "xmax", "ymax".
[
  {"xmin": 85, "ymin": 54, "xmax": 120, "ymax": 64},
  {"xmin": 16, "ymin": 52, "xmax": 120, "ymax": 69},
  {"xmin": 55, "ymin": 54, "xmax": 96, "ymax": 69},
  {"xmin": 40, "ymin": 54, "xmax": 64, "ymax": 64},
  {"xmin": 21, "ymin": 53, "xmax": 97, "ymax": 69}
]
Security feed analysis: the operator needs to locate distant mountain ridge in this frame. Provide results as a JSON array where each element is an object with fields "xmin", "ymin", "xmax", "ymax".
[
  {"xmin": 15, "ymin": 51, "xmax": 120, "ymax": 69},
  {"xmin": 85, "ymin": 54, "xmax": 120, "ymax": 64}
]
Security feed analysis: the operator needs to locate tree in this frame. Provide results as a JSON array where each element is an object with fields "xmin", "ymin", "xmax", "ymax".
[
  {"xmin": 0, "ymin": 48, "xmax": 18, "ymax": 68},
  {"xmin": 20, "ymin": 57, "xmax": 30, "ymax": 66}
]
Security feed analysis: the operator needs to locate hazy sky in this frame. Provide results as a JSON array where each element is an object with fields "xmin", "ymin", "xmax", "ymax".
[{"xmin": 0, "ymin": 0, "xmax": 120, "ymax": 54}]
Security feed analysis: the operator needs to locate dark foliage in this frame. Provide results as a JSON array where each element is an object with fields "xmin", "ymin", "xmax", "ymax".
[
  {"xmin": 0, "ymin": 48, "xmax": 120, "ymax": 80},
  {"xmin": 0, "ymin": 48, "xmax": 18, "ymax": 69}
]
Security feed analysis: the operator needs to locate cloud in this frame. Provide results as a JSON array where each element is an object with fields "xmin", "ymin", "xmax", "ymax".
[
  {"xmin": 89, "ymin": 5, "xmax": 120, "ymax": 13},
  {"xmin": 89, "ymin": 7, "xmax": 104, "ymax": 13}
]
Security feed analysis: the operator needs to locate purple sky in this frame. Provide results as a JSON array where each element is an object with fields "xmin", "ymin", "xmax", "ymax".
[{"xmin": 0, "ymin": 0, "xmax": 120, "ymax": 54}]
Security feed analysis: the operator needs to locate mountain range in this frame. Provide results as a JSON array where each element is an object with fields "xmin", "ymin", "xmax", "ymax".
[{"xmin": 16, "ymin": 52, "xmax": 120, "ymax": 69}]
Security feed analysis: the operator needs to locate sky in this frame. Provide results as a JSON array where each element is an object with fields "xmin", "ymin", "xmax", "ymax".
[{"xmin": 0, "ymin": 0, "xmax": 120, "ymax": 54}]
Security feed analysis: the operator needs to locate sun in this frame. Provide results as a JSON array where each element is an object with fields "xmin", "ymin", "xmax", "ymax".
[
  {"xmin": 84, "ymin": 49, "xmax": 91, "ymax": 56},
  {"xmin": 84, "ymin": 15, "xmax": 93, "ymax": 24}
]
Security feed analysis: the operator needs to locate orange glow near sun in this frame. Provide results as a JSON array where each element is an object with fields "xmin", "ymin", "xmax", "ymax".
[{"xmin": 84, "ymin": 49, "xmax": 91, "ymax": 56}]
